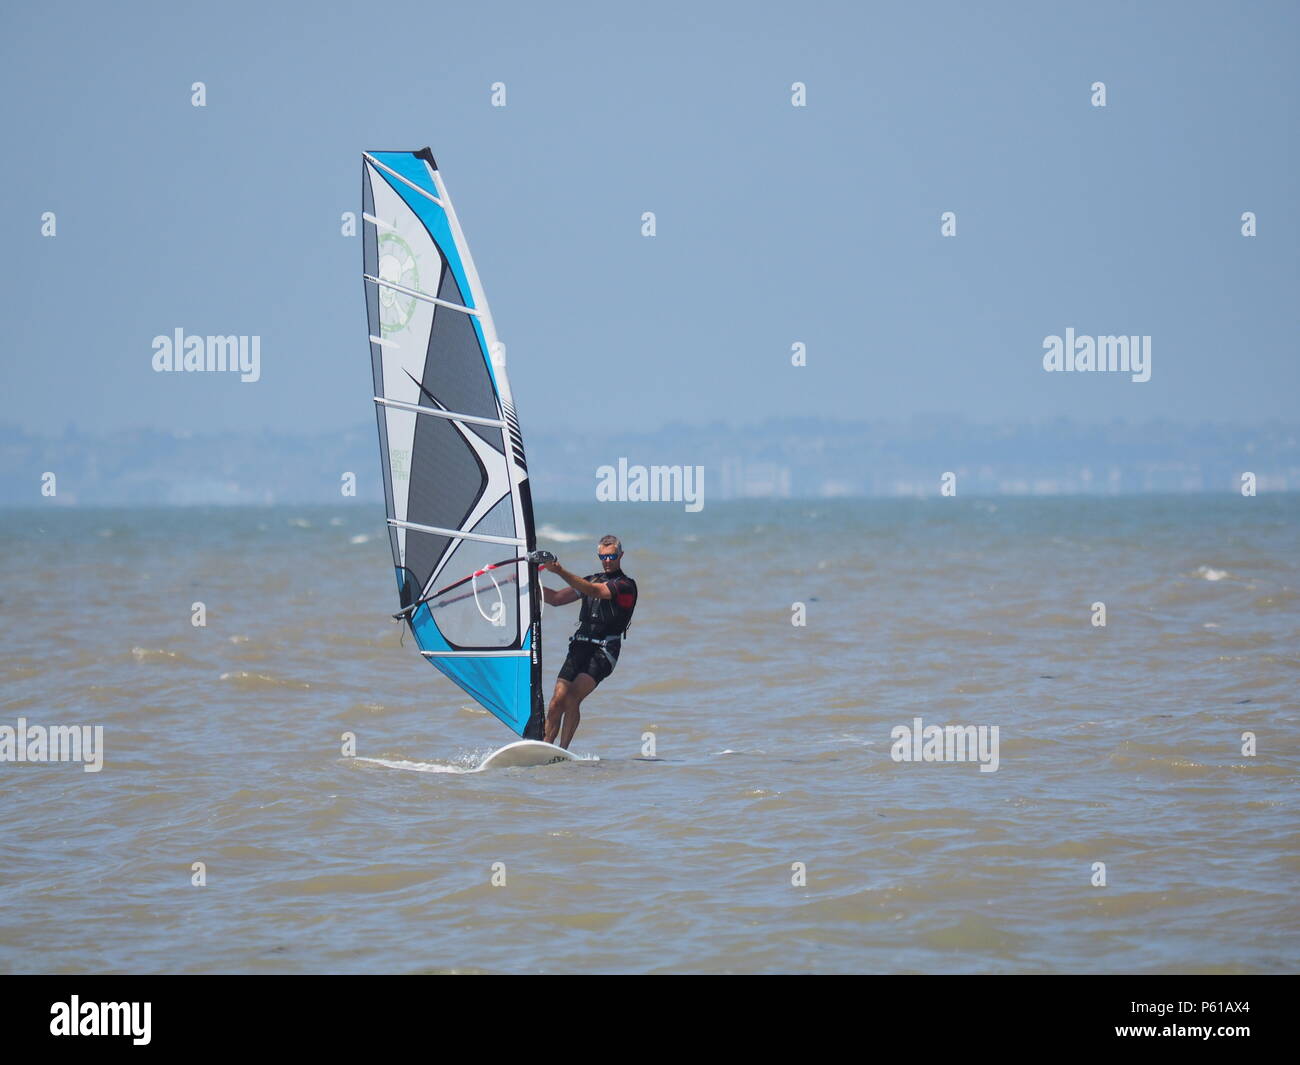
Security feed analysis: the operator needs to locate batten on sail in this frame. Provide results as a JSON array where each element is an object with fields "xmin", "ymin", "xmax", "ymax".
[
  {"xmin": 374, "ymin": 396, "xmax": 508, "ymax": 429},
  {"xmin": 362, "ymin": 148, "xmax": 543, "ymax": 739}
]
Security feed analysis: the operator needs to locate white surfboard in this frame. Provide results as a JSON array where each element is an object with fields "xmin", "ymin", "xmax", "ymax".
[{"xmin": 477, "ymin": 740, "xmax": 590, "ymax": 771}]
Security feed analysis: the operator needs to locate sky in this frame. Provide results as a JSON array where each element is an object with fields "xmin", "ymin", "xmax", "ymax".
[{"xmin": 1, "ymin": 0, "xmax": 1296, "ymax": 438}]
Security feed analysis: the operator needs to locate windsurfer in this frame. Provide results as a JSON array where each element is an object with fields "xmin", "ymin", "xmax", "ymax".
[{"xmin": 530, "ymin": 535, "xmax": 637, "ymax": 748}]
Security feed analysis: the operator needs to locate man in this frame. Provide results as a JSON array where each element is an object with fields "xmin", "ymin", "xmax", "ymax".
[{"xmin": 529, "ymin": 535, "xmax": 637, "ymax": 749}]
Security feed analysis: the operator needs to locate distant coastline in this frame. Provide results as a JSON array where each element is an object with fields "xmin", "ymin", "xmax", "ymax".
[{"xmin": 1, "ymin": 417, "xmax": 1296, "ymax": 506}]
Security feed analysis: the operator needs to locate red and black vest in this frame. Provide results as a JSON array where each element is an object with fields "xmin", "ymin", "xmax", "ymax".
[{"xmin": 575, "ymin": 570, "xmax": 638, "ymax": 639}]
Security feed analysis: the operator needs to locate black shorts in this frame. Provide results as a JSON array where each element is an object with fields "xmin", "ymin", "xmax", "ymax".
[{"xmin": 557, "ymin": 638, "xmax": 620, "ymax": 687}]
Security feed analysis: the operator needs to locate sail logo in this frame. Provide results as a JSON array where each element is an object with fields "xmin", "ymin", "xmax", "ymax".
[
  {"xmin": 377, "ymin": 230, "xmax": 421, "ymax": 335},
  {"xmin": 50, "ymin": 996, "xmax": 151, "ymax": 1045},
  {"xmin": 596, "ymin": 458, "xmax": 704, "ymax": 512},
  {"xmin": 151, "ymin": 329, "xmax": 261, "ymax": 382},
  {"xmin": 890, "ymin": 716, "xmax": 1000, "ymax": 773},
  {"xmin": 0, "ymin": 718, "xmax": 104, "ymax": 773},
  {"xmin": 390, "ymin": 447, "xmax": 411, "ymax": 482},
  {"xmin": 1042, "ymin": 329, "xmax": 1151, "ymax": 382}
]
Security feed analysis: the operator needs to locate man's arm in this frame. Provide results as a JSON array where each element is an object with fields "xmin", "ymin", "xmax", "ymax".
[
  {"xmin": 547, "ymin": 561, "xmax": 612, "ymax": 599},
  {"xmin": 543, "ymin": 585, "xmax": 581, "ymax": 606}
]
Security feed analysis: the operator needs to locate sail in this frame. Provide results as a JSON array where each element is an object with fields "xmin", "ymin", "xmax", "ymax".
[{"xmin": 362, "ymin": 148, "xmax": 543, "ymax": 739}]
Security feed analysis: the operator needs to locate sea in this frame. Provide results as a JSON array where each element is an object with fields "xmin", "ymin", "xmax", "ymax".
[{"xmin": 0, "ymin": 495, "xmax": 1296, "ymax": 974}]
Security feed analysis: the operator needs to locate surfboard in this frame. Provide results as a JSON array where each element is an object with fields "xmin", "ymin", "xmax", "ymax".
[{"xmin": 477, "ymin": 740, "xmax": 589, "ymax": 770}]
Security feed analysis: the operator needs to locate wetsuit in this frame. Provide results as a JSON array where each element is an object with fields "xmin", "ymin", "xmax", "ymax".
[{"xmin": 557, "ymin": 569, "xmax": 638, "ymax": 687}]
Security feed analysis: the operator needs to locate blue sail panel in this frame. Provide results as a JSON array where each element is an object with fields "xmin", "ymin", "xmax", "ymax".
[{"xmin": 412, "ymin": 602, "xmax": 535, "ymax": 734}]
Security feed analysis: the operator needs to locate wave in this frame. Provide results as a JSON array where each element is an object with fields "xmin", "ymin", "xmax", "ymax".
[
  {"xmin": 129, "ymin": 647, "xmax": 199, "ymax": 666},
  {"xmin": 352, "ymin": 756, "xmax": 477, "ymax": 775},
  {"xmin": 537, "ymin": 523, "xmax": 587, "ymax": 543},
  {"xmin": 218, "ymin": 671, "xmax": 312, "ymax": 691}
]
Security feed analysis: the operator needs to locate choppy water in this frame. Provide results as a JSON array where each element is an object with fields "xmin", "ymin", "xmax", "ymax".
[{"xmin": 0, "ymin": 496, "xmax": 1296, "ymax": 973}]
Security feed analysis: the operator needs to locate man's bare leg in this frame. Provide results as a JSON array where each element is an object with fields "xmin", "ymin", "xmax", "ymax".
[
  {"xmin": 558, "ymin": 672, "xmax": 597, "ymax": 749},
  {"xmin": 544, "ymin": 679, "xmax": 570, "ymax": 745}
]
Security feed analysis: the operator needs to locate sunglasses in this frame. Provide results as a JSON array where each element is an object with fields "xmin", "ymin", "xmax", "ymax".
[{"xmin": 597, "ymin": 551, "xmax": 621, "ymax": 561}]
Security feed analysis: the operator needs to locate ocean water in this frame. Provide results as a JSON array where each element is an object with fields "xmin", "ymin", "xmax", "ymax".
[{"xmin": 0, "ymin": 496, "xmax": 1296, "ymax": 974}]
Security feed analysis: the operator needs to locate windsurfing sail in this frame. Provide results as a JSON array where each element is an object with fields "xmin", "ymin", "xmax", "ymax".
[{"xmin": 361, "ymin": 148, "xmax": 544, "ymax": 739}]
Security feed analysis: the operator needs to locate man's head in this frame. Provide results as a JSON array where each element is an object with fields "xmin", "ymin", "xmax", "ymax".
[{"xmin": 597, "ymin": 534, "xmax": 623, "ymax": 572}]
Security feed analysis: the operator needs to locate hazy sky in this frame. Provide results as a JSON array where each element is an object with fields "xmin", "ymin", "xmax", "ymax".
[{"xmin": 1, "ymin": 0, "xmax": 1296, "ymax": 437}]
